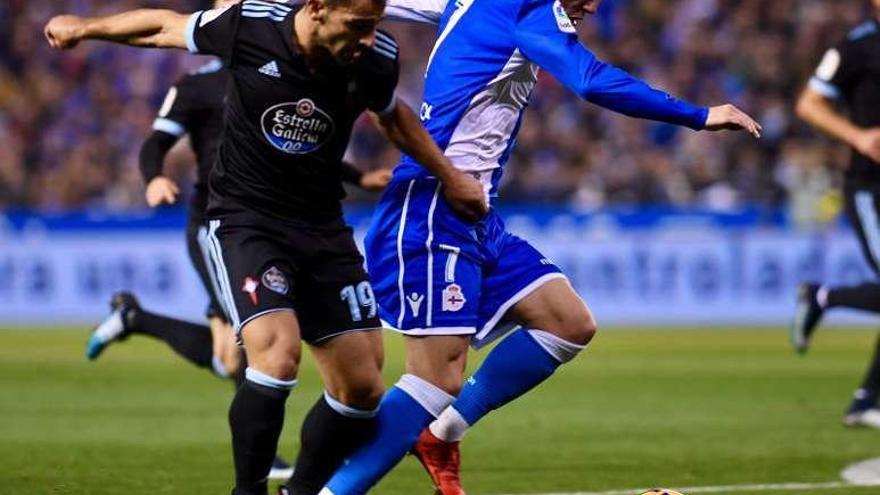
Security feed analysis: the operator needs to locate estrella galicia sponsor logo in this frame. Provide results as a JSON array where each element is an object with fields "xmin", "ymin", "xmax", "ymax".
[{"xmin": 261, "ymin": 98, "xmax": 335, "ymax": 154}]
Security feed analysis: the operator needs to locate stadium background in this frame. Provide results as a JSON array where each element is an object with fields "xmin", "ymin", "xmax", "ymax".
[{"xmin": 0, "ymin": 0, "xmax": 877, "ymax": 326}]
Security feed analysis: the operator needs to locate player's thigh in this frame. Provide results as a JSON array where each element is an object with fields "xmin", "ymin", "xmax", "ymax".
[
  {"xmin": 404, "ymin": 334, "xmax": 470, "ymax": 395},
  {"xmin": 845, "ymin": 187, "xmax": 880, "ymax": 277},
  {"xmin": 479, "ymin": 234, "xmax": 595, "ymax": 346},
  {"xmin": 240, "ymin": 309, "xmax": 302, "ymax": 381},
  {"xmin": 507, "ymin": 277, "xmax": 596, "ymax": 345},
  {"xmin": 309, "ymin": 330, "xmax": 384, "ymax": 409},
  {"xmin": 204, "ymin": 216, "xmax": 300, "ymax": 377}
]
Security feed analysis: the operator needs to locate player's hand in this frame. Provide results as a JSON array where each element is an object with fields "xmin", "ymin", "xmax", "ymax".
[
  {"xmin": 145, "ymin": 176, "xmax": 180, "ymax": 207},
  {"xmin": 854, "ymin": 128, "xmax": 880, "ymax": 164},
  {"xmin": 440, "ymin": 170, "xmax": 489, "ymax": 222},
  {"xmin": 705, "ymin": 104, "xmax": 762, "ymax": 138},
  {"xmin": 45, "ymin": 15, "xmax": 86, "ymax": 50},
  {"xmin": 359, "ymin": 169, "xmax": 392, "ymax": 192}
]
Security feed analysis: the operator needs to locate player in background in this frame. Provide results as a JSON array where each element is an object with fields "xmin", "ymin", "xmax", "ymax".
[
  {"xmin": 791, "ymin": 0, "xmax": 880, "ymax": 428},
  {"xmin": 316, "ymin": 0, "xmax": 761, "ymax": 492},
  {"xmin": 44, "ymin": 0, "xmax": 487, "ymax": 493}
]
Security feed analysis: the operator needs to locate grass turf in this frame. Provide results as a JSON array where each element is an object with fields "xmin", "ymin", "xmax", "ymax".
[{"xmin": 3, "ymin": 328, "xmax": 880, "ymax": 495}]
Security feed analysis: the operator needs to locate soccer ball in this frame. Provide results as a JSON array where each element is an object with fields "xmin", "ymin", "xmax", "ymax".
[{"xmin": 640, "ymin": 490, "xmax": 684, "ymax": 495}]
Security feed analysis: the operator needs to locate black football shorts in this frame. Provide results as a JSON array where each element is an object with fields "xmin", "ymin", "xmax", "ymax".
[{"xmin": 203, "ymin": 205, "xmax": 380, "ymax": 343}]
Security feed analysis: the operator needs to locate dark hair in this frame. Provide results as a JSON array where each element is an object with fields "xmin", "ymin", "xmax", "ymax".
[{"xmin": 323, "ymin": 0, "xmax": 386, "ymax": 9}]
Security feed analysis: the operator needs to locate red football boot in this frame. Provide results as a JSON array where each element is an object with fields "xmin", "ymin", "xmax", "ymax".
[{"xmin": 412, "ymin": 429, "xmax": 466, "ymax": 495}]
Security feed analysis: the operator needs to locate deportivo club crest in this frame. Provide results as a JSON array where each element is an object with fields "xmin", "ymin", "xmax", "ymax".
[
  {"xmin": 442, "ymin": 284, "xmax": 467, "ymax": 312},
  {"xmin": 261, "ymin": 266, "xmax": 288, "ymax": 295},
  {"xmin": 261, "ymin": 98, "xmax": 335, "ymax": 154}
]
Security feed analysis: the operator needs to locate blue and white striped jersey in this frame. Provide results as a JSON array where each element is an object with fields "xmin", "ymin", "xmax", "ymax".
[{"xmin": 385, "ymin": 0, "xmax": 709, "ymax": 198}]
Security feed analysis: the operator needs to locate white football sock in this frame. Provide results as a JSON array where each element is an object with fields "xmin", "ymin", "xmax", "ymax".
[{"xmin": 429, "ymin": 406, "xmax": 470, "ymax": 442}]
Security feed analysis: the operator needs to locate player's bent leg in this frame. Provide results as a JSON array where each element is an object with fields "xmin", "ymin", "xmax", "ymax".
[
  {"xmin": 439, "ymin": 278, "xmax": 594, "ymax": 433},
  {"xmin": 210, "ymin": 316, "xmax": 242, "ymax": 378},
  {"xmin": 231, "ymin": 310, "xmax": 301, "ymax": 495},
  {"xmin": 511, "ymin": 277, "xmax": 597, "ymax": 347},
  {"xmin": 321, "ymin": 335, "xmax": 468, "ymax": 495},
  {"xmin": 287, "ymin": 330, "xmax": 384, "ymax": 495}
]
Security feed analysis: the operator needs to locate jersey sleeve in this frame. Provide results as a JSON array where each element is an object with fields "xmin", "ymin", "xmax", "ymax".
[
  {"xmin": 364, "ymin": 31, "xmax": 401, "ymax": 115},
  {"xmin": 384, "ymin": 0, "xmax": 448, "ymax": 25},
  {"xmin": 809, "ymin": 39, "xmax": 863, "ymax": 99},
  {"xmin": 152, "ymin": 80, "xmax": 193, "ymax": 138},
  {"xmin": 514, "ymin": 0, "xmax": 708, "ymax": 130},
  {"xmin": 184, "ymin": 3, "xmax": 241, "ymax": 60}
]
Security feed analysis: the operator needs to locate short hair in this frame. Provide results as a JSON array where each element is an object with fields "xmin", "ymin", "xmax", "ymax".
[{"xmin": 322, "ymin": 0, "xmax": 387, "ymax": 10}]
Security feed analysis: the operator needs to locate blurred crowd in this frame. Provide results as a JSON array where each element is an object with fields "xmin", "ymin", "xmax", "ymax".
[{"xmin": 0, "ymin": 0, "xmax": 873, "ymax": 218}]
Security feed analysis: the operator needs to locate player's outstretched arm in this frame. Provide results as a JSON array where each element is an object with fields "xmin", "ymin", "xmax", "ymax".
[
  {"xmin": 373, "ymin": 100, "xmax": 488, "ymax": 220},
  {"xmin": 796, "ymin": 86, "xmax": 880, "ymax": 163},
  {"xmin": 45, "ymin": 9, "xmax": 191, "ymax": 50},
  {"xmin": 514, "ymin": 5, "xmax": 761, "ymax": 138},
  {"xmin": 705, "ymin": 104, "xmax": 762, "ymax": 138}
]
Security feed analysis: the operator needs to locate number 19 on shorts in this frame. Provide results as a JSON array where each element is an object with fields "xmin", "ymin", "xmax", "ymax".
[{"xmin": 340, "ymin": 281, "xmax": 377, "ymax": 322}]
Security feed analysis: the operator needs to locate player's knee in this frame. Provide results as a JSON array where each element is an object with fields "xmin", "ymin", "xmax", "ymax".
[
  {"xmin": 252, "ymin": 342, "xmax": 301, "ymax": 381},
  {"xmin": 545, "ymin": 306, "xmax": 597, "ymax": 346},
  {"xmin": 333, "ymin": 378, "xmax": 385, "ymax": 410}
]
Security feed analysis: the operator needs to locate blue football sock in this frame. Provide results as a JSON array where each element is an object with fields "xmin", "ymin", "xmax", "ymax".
[
  {"xmin": 323, "ymin": 376, "xmax": 452, "ymax": 495},
  {"xmin": 454, "ymin": 328, "xmax": 562, "ymax": 426}
]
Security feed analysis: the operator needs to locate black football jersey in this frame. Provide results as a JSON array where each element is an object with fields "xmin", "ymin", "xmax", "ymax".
[
  {"xmin": 152, "ymin": 59, "xmax": 229, "ymax": 212},
  {"xmin": 811, "ymin": 19, "xmax": 880, "ymax": 186},
  {"xmin": 186, "ymin": 0, "xmax": 399, "ymax": 221}
]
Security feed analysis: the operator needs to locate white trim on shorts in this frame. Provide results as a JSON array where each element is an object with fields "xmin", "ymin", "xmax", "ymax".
[
  {"xmin": 855, "ymin": 191, "xmax": 880, "ymax": 268},
  {"xmin": 474, "ymin": 272, "xmax": 568, "ymax": 341},
  {"xmin": 206, "ymin": 219, "xmax": 241, "ymax": 329},
  {"xmin": 311, "ymin": 326, "xmax": 383, "ymax": 344},
  {"xmin": 237, "ymin": 308, "xmax": 296, "ymax": 336},
  {"xmin": 196, "ymin": 225, "xmax": 228, "ymax": 320},
  {"xmin": 396, "ymin": 180, "xmax": 416, "ymax": 328},
  {"xmin": 386, "ymin": 325, "xmax": 476, "ymax": 337},
  {"xmin": 425, "ymin": 184, "xmax": 441, "ymax": 327}
]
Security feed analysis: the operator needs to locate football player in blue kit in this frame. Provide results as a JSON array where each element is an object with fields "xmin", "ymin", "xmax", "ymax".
[{"xmin": 318, "ymin": 0, "xmax": 762, "ymax": 493}]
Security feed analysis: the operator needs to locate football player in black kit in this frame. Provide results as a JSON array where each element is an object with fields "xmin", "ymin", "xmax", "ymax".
[
  {"xmin": 791, "ymin": 0, "xmax": 880, "ymax": 428},
  {"xmin": 45, "ymin": 0, "xmax": 487, "ymax": 493},
  {"xmin": 84, "ymin": 2, "xmax": 392, "ymax": 481}
]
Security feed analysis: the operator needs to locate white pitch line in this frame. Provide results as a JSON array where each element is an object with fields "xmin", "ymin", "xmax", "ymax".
[{"xmin": 499, "ymin": 480, "xmax": 880, "ymax": 495}]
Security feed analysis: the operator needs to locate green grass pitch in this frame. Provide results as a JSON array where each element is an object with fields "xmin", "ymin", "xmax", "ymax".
[{"xmin": 4, "ymin": 327, "xmax": 880, "ymax": 495}]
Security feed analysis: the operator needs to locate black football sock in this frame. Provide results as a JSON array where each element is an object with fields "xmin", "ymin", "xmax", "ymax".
[
  {"xmin": 858, "ymin": 333, "xmax": 880, "ymax": 400},
  {"xmin": 230, "ymin": 369, "xmax": 295, "ymax": 495},
  {"xmin": 826, "ymin": 283, "xmax": 880, "ymax": 313},
  {"xmin": 128, "ymin": 309, "xmax": 214, "ymax": 369},
  {"xmin": 287, "ymin": 392, "xmax": 379, "ymax": 495}
]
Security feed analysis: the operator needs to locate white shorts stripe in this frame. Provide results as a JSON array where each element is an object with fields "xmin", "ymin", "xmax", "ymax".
[
  {"xmin": 425, "ymin": 184, "xmax": 441, "ymax": 327},
  {"xmin": 396, "ymin": 180, "xmax": 416, "ymax": 328},
  {"xmin": 855, "ymin": 191, "xmax": 880, "ymax": 268},
  {"xmin": 196, "ymin": 226, "xmax": 228, "ymax": 320},
  {"xmin": 426, "ymin": 0, "xmax": 475, "ymax": 72},
  {"xmin": 207, "ymin": 220, "xmax": 241, "ymax": 330}
]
